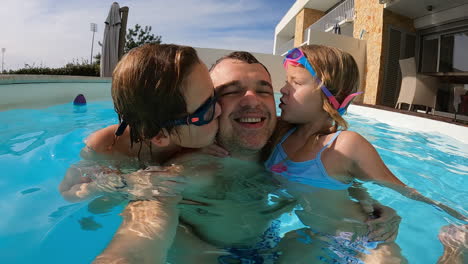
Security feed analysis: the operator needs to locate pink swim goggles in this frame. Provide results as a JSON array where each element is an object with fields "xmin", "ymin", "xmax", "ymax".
[{"xmin": 283, "ymin": 48, "xmax": 362, "ymax": 115}]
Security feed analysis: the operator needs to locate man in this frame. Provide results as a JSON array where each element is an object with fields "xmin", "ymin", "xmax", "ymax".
[
  {"xmin": 72, "ymin": 51, "xmax": 397, "ymax": 263},
  {"xmin": 91, "ymin": 52, "xmax": 298, "ymax": 263}
]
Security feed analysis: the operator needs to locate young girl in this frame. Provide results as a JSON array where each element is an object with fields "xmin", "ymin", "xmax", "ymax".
[{"xmin": 264, "ymin": 45, "xmax": 467, "ymax": 262}]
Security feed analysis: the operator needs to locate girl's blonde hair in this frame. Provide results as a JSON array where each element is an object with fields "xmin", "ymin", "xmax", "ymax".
[{"xmin": 300, "ymin": 44, "xmax": 360, "ymax": 134}]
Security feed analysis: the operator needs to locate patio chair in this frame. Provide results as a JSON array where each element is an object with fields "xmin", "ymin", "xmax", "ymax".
[
  {"xmin": 453, "ymin": 84, "xmax": 468, "ymax": 121},
  {"xmin": 395, "ymin": 57, "xmax": 440, "ymax": 114}
]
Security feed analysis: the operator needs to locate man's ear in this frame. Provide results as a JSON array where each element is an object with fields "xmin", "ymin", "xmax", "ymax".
[{"xmin": 150, "ymin": 130, "xmax": 171, "ymax": 147}]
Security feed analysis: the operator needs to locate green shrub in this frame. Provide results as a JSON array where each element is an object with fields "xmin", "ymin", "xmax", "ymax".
[{"xmin": 8, "ymin": 63, "xmax": 100, "ymax": 76}]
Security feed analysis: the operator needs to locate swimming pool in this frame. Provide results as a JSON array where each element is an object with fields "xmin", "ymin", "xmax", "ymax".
[{"xmin": 0, "ymin": 97, "xmax": 467, "ymax": 263}]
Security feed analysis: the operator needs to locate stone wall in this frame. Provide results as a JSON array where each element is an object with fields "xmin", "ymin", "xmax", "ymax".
[
  {"xmin": 295, "ymin": 8, "xmax": 325, "ymax": 47},
  {"xmin": 353, "ymin": 0, "xmax": 385, "ymax": 105}
]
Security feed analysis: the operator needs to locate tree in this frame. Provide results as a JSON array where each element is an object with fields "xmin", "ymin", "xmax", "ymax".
[
  {"xmin": 124, "ymin": 24, "xmax": 162, "ymax": 53},
  {"xmin": 93, "ymin": 53, "xmax": 101, "ymax": 66}
]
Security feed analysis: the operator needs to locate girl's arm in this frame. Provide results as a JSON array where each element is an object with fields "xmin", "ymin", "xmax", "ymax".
[{"xmin": 345, "ymin": 131, "xmax": 467, "ymax": 222}]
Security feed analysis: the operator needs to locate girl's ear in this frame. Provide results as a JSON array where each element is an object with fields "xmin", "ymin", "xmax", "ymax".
[{"xmin": 150, "ymin": 130, "xmax": 171, "ymax": 147}]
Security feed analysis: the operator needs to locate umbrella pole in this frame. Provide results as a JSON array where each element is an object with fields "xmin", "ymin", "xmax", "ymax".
[{"xmin": 118, "ymin": 6, "xmax": 129, "ymax": 60}]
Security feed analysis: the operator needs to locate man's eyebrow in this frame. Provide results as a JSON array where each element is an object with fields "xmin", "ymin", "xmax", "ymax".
[
  {"xmin": 258, "ymin": 80, "xmax": 273, "ymax": 89},
  {"xmin": 215, "ymin": 80, "xmax": 242, "ymax": 93}
]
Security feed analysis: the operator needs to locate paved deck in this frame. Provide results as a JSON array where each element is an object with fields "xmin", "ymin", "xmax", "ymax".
[{"xmin": 355, "ymin": 103, "xmax": 468, "ymax": 127}]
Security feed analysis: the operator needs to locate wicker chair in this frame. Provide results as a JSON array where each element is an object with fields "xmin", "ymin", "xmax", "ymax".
[{"xmin": 396, "ymin": 57, "xmax": 440, "ymax": 113}]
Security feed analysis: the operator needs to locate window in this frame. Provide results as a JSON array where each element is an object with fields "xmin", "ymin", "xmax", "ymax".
[
  {"xmin": 420, "ymin": 29, "xmax": 468, "ymax": 73},
  {"xmin": 445, "ymin": 31, "xmax": 468, "ymax": 72},
  {"xmin": 420, "ymin": 36, "xmax": 438, "ymax": 72}
]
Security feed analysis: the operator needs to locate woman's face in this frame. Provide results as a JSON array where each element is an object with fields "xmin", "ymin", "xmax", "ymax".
[{"xmin": 170, "ymin": 62, "xmax": 221, "ymax": 148}]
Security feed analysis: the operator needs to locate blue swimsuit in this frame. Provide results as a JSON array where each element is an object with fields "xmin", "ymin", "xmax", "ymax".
[{"xmin": 265, "ymin": 128, "xmax": 352, "ymax": 190}]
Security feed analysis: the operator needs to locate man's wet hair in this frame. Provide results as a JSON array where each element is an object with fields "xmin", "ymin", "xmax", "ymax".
[{"xmin": 209, "ymin": 51, "xmax": 271, "ymax": 78}]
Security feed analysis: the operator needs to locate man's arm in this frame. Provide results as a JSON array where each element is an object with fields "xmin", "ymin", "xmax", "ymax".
[
  {"xmin": 93, "ymin": 154, "xmax": 218, "ymax": 263},
  {"xmin": 93, "ymin": 199, "xmax": 181, "ymax": 264}
]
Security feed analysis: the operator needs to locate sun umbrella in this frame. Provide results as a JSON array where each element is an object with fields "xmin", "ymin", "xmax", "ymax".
[{"xmin": 100, "ymin": 2, "xmax": 121, "ymax": 77}]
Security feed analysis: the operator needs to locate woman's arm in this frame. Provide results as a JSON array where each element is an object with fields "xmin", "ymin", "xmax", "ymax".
[
  {"xmin": 346, "ymin": 131, "xmax": 467, "ymax": 222},
  {"xmin": 59, "ymin": 156, "xmax": 187, "ymax": 202},
  {"xmin": 58, "ymin": 164, "xmax": 105, "ymax": 202}
]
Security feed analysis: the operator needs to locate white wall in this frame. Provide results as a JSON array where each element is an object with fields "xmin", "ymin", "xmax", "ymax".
[{"xmin": 306, "ymin": 30, "xmax": 367, "ymax": 92}]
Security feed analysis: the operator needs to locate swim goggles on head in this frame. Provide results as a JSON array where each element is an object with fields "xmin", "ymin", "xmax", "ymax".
[
  {"xmin": 283, "ymin": 48, "xmax": 363, "ymax": 115},
  {"xmin": 164, "ymin": 92, "xmax": 218, "ymax": 127}
]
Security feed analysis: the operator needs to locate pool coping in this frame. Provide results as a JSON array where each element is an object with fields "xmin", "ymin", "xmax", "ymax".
[
  {"xmin": 0, "ymin": 74, "xmax": 111, "ymax": 84},
  {"xmin": 349, "ymin": 104, "xmax": 468, "ymax": 144}
]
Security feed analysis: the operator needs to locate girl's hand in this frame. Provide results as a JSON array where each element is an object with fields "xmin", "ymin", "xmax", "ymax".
[{"xmin": 365, "ymin": 204, "xmax": 401, "ymax": 242}]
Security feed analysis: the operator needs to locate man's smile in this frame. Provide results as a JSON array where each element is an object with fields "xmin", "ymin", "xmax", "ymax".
[
  {"xmin": 234, "ymin": 117, "xmax": 266, "ymax": 129},
  {"xmin": 231, "ymin": 110, "xmax": 268, "ymax": 129}
]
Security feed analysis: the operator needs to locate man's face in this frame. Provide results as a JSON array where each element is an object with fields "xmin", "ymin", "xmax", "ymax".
[{"xmin": 210, "ymin": 59, "xmax": 277, "ymax": 154}]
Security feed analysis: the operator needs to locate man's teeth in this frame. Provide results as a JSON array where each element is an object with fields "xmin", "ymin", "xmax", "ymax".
[{"xmin": 239, "ymin": 117, "xmax": 262, "ymax": 123}]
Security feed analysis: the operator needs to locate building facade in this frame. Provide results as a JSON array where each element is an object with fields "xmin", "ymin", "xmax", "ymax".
[{"xmin": 274, "ymin": 0, "xmax": 468, "ymax": 110}]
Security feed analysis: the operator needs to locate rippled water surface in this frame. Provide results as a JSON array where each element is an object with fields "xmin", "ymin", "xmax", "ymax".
[{"xmin": 0, "ymin": 100, "xmax": 467, "ymax": 263}]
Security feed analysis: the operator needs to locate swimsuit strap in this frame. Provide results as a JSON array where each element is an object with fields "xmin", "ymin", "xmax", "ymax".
[
  {"xmin": 279, "ymin": 127, "xmax": 297, "ymax": 144},
  {"xmin": 317, "ymin": 131, "xmax": 342, "ymax": 156}
]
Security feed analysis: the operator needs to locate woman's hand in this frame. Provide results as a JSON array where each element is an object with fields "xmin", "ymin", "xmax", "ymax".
[
  {"xmin": 200, "ymin": 143, "xmax": 230, "ymax": 157},
  {"xmin": 94, "ymin": 165, "xmax": 188, "ymax": 203}
]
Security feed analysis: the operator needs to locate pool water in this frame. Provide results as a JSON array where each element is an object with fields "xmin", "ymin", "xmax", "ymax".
[{"xmin": 0, "ymin": 100, "xmax": 467, "ymax": 264}]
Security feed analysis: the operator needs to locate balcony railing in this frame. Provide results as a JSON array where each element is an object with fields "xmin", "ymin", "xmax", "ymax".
[
  {"xmin": 304, "ymin": 0, "xmax": 355, "ymax": 38},
  {"xmin": 277, "ymin": 38, "xmax": 295, "ymax": 56}
]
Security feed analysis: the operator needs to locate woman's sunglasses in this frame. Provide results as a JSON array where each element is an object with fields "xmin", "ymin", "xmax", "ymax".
[{"xmin": 283, "ymin": 48, "xmax": 362, "ymax": 115}]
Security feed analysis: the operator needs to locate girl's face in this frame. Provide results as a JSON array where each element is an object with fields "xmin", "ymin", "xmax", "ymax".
[
  {"xmin": 169, "ymin": 62, "xmax": 221, "ymax": 148},
  {"xmin": 279, "ymin": 65, "xmax": 326, "ymax": 124}
]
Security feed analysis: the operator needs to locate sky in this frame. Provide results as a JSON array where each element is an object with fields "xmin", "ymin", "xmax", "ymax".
[{"xmin": 0, "ymin": 0, "xmax": 296, "ymax": 70}]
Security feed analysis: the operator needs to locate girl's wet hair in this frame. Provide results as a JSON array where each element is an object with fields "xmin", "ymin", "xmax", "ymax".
[
  {"xmin": 111, "ymin": 43, "xmax": 200, "ymax": 148},
  {"xmin": 300, "ymin": 45, "xmax": 360, "ymax": 133}
]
